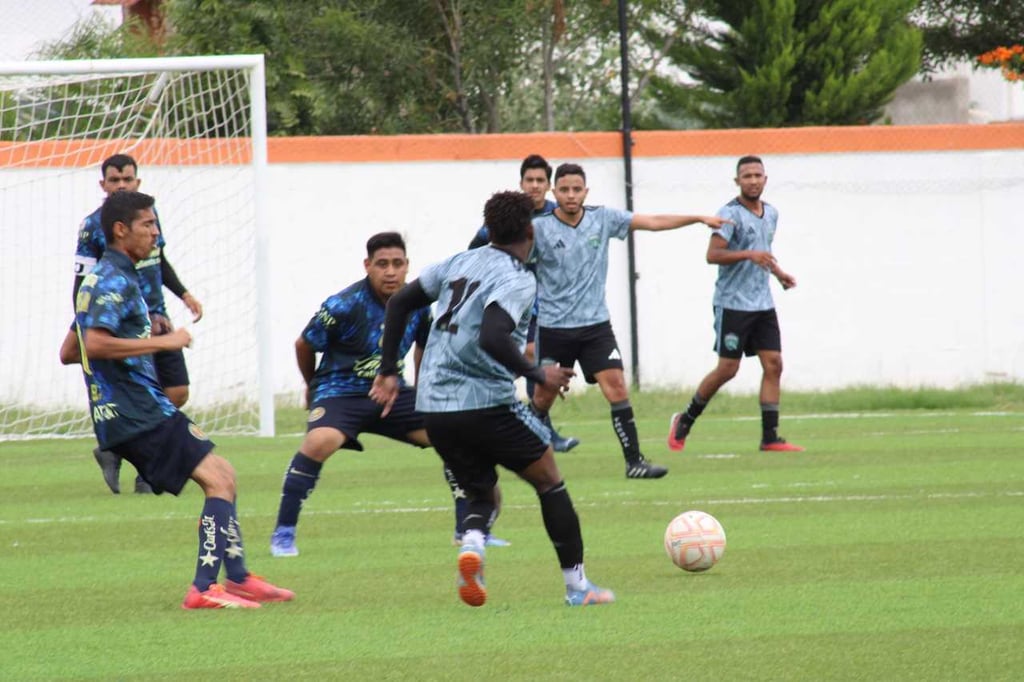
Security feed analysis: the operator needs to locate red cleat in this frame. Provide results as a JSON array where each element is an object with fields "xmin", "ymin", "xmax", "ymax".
[
  {"xmin": 225, "ymin": 574, "xmax": 295, "ymax": 602},
  {"xmin": 182, "ymin": 584, "xmax": 261, "ymax": 609},
  {"xmin": 760, "ymin": 438, "xmax": 805, "ymax": 452},
  {"xmin": 667, "ymin": 413, "xmax": 689, "ymax": 452}
]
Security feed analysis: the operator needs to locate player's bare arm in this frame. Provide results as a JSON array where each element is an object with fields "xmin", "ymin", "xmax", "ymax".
[
  {"xmin": 706, "ymin": 233, "xmax": 776, "ymax": 268},
  {"xmin": 83, "ymin": 326, "xmax": 190, "ymax": 360},
  {"xmin": 630, "ymin": 214, "xmax": 732, "ymax": 232}
]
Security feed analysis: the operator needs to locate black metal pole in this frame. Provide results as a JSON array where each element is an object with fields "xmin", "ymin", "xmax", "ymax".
[{"xmin": 617, "ymin": 0, "xmax": 640, "ymax": 389}]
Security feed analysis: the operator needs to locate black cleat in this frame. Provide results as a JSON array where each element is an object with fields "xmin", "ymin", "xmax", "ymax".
[
  {"xmin": 93, "ymin": 448, "xmax": 121, "ymax": 494},
  {"xmin": 551, "ymin": 430, "xmax": 581, "ymax": 453},
  {"xmin": 134, "ymin": 476, "xmax": 154, "ymax": 494},
  {"xmin": 625, "ymin": 456, "xmax": 668, "ymax": 479}
]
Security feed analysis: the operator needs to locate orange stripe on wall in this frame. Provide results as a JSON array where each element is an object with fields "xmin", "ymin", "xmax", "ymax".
[
  {"xmin": 0, "ymin": 138, "xmax": 252, "ymax": 168},
  {"xmin": 269, "ymin": 125, "xmax": 1024, "ymax": 163},
  {"xmin": 2, "ymin": 125, "xmax": 1021, "ymax": 168}
]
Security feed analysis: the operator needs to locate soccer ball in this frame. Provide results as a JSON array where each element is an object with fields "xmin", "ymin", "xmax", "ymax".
[{"xmin": 664, "ymin": 510, "xmax": 726, "ymax": 572}]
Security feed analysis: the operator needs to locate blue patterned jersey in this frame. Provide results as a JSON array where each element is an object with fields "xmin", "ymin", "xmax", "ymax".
[
  {"xmin": 713, "ymin": 198, "xmax": 779, "ymax": 311},
  {"xmin": 304, "ymin": 277, "xmax": 432, "ymax": 402},
  {"xmin": 532, "ymin": 205, "xmax": 632, "ymax": 328},
  {"xmin": 75, "ymin": 249, "xmax": 177, "ymax": 449},
  {"xmin": 74, "ymin": 205, "xmax": 169, "ymax": 315},
  {"xmin": 416, "ymin": 247, "xmax": 536, "ymax": 412}
]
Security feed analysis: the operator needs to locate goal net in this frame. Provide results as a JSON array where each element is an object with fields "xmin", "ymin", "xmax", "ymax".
[{"xmin": 0, "ymin": 55, "xmax": 273, "ymax": 439}]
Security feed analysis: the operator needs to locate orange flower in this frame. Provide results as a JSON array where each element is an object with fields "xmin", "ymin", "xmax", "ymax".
[{"xmin": 977, "ymin": 45, "xmax": 1024, "ymax": 83}]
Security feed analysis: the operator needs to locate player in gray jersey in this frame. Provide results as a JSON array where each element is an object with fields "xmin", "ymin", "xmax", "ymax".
[
  {"xmin": 530, "ymin": 162, "xmax": 730, "ymax": 479},
  {"xmin": 668, "ymin": 155, "xmax": 804, "ymax": 453},
  {"xmin": 371, "ymin": 191, "xmax": 614, "ymax": 608}
]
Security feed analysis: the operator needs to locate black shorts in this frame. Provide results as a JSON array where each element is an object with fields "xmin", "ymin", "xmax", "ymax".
[
  {"xmin": 307, "ymin": 389, "xmax": 426, "ymax": 451},
  {"xmin": 424, "ymin": 402, "xmax": 549, "ymax": 498},
  {"xmin": 110, "ymin": 411, "xmax": 215, "ymax": 495},
  {"xmin": 713, "ymin": 307, "xmax": 781, "ymax": 358},
  {"xmin": 537, "ymin": 321, "xmax": 622, "ymax": 384},
  {"xmin": 153, "ymin": 348, "xmax": 189, "ymax": 388}
]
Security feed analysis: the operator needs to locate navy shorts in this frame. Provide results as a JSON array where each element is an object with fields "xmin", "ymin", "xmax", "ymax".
[
  {"xmin": 153, "ymin": 348, "xmax": 189, "ymax": 388},
  {"xmin": 424, "ymin": 402, "xmax": 549, "ymax": 498},
  {"xmin": 537, "ymin": 321, "xmax": 623, "ymax": 384},
  {"xmin": 307, "ymin": 388, "xmax": 426, "ymax": 451},
  {"xmin": 713, "ymin": 307, "xmax": 781, "ymax": 358},
  {"xmin": 110, "ymin": 411, "xmax": 215, "ymax": 495}
]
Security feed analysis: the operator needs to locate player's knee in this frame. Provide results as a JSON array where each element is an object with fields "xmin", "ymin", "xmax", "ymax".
[
  {"xmin": 762, "ymin": 355, "xmax": 783, "ymax": 379},
  {"xmin": 302, "ymin": 428, "xmax": 344, "ymax": 461}
]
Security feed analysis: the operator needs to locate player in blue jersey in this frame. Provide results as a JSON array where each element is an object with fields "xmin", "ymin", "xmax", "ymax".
[
  {"xmin": 75, "ymin": 190, "xmax": 291, "ymax": 609},
  {"xmin": 269, "ymin": 232, "xmax": 505, "ymax": 557},
  {"xmin": 668, "ymin": 156, "xmax": 804, "ymax": 453},
  {"xmin": 60, "ymin": 153, "xmax": 203, "ymax": 495},
  {"xmin": 372, "ymin": 191, "xmax": 614, "ymax": 608},
  {"xmin": 530, "ymin": 162, "xmax": 730, "ymax": 479}
]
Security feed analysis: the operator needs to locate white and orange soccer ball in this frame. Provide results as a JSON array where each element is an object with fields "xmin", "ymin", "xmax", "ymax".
[{"xmin": 664, "ymin": 510, "xmax": 726, "ymax": 572}]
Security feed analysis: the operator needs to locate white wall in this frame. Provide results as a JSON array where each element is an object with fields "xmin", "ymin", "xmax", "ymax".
[
  {"xmin": 261, "ymin": 148, "xmax": 1024, "ymax": 399},
  {"xmin": 2, "ymin": 146, "xmax": 1022, "ymax": 415}
]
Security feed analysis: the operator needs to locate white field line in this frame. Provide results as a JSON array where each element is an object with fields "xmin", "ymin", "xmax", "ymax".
[{"xmin": 5, "ymin": 489, "xmax": 1022, "ymax": 527}]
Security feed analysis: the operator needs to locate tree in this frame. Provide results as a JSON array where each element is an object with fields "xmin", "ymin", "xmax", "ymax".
[
  {"xmin": 645, "ymin": 0, "xmax": 922, "ymax": 128},
  {"xmin": 912, "ymin": 0, "xmax": 1024, "ymax": 74}
]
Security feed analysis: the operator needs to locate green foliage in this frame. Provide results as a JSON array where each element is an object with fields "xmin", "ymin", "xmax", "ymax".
[
  {"xmin": 912, "ymin": 0, "xmax": 1024, "ymax": 74},
  {"xmin": 646, "ymin": 0, "xmax": 922, "ymax": 128},
  {"xmin": 2, "ymin": 392, "xmax": 1023, "ymax": 679}
]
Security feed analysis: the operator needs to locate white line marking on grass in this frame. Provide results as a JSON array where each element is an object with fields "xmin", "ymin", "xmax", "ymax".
[{"xmin": 5, "ymin": 491, "xmax": 1022, "ymax": 526}]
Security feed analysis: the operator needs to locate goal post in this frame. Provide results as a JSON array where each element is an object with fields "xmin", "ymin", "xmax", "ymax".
[{"xmin": 0, "ymin": 54, "xmax": 274, "ymax": 439}]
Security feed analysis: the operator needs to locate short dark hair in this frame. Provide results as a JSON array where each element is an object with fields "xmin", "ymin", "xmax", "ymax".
[
  {"xmin": 554, "ymin": 162, "xmax": 585, "ymax": 184},
  {"xmin": 100, "ymin": 191, "xmax": 155, "ymax": 242},
  {"xmin": 520, "ymin": 154, "xmax": 552, "ymax": 181},
  {"xmin": 366, "ymin": 232, "xmax": 406, "ymax": 259},
  {"xmin": 484, "ymin": 191, "xmax": 533, "ymax": 245},
  {"xmin": 736, "ymin": 155, "xmax": 764, "ymax": 174},
  {"xmin": 101, "ymin": 153, "xmax": 139, "ymax": 177}
]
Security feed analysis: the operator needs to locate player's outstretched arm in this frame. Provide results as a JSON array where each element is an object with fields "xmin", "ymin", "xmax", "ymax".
[
  {"xmin": 83, "ymin": 326, "xmax": 191, "ymax": 360},
  {"xmin": 630, "ymin": 214, "xmax": 732, "ymax": 232}
]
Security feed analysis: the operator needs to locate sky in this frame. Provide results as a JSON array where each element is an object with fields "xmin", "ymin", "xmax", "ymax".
[{"xmin": 0, "ymin": 0, "xmax": 121, "ymax": 62}]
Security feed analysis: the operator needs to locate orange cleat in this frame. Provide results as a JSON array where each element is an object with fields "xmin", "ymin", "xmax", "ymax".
[
  {"xmin": 760, "ymin": 438, "xmax": 805, "ymax": 452},
  {"xmin": 182, "ymin": 584, "xmax": 261, "ymax": 609},
  {"xmin": 225, "ymin": 574, "xmax": 295, "ymax": 602},
  {"xmin": 457, "ymin": 546, "xmax": 487, "ymax": 607}
]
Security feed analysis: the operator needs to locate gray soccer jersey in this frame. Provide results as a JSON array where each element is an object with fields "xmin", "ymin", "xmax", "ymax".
[
  {"xmin": 532, "ymin": 206, "xmax": 632, "ymax": 328},
  {"xmin": 712, "ymin": 198, "xmax": 779, "ymax": 311},
  {"xmin": 415, "ymin": 246, "xmax": 536, "ymax": 412}
]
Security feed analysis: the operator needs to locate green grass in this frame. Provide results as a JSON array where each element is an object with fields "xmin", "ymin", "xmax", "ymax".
[{"xmin": 2, "ymin": 386, "xmax": 1023, "ymax": 681}]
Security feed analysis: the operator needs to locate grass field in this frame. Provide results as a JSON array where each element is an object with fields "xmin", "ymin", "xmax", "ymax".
[{"xmin": 2, "ymin": 385, "xmax": 1023, "ymax": 681}]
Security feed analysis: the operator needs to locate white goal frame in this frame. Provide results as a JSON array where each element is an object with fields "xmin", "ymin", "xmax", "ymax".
[{"xmin": 0, "ymin": 54, "xmax": 274, "ymax": 437}]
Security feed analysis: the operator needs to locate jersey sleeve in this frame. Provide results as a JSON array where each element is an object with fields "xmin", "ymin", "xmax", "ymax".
[
  {"xmin": 417, "ymin": 259, "xmax": 447, "ymax": 300},
  {"xmin": 301, "ymin": 296, "xmax": 345, "ymax": 352},
  {"xmin": 73, "ymin": 218, "xmax": 103, "ymax": 276},
  {"xmin": 76, "ymin": 273, "xmax": 127, "ymax": 334},
  {"xmin": 716, "ymin": 204, "xmax": 738, "ymax": 243},
  {"xmin": 603, "ymin": 207, "xmax": 633, "ymax": 241}
]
